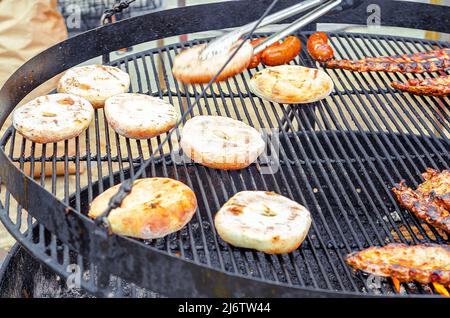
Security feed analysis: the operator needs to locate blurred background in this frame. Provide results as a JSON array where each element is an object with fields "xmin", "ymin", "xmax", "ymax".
[{"xmin": 0, "ymin": 0, "xmax": 449, "ymax": 265}]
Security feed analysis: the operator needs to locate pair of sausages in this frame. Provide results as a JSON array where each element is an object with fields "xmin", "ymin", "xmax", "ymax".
[
  {"xmin": 247, "ymin": 32, "xmax": 333, "ymax": 68},
  {"xmin": 306, "ymin": 32, "xmax": 334, "ymax": 62},
  {"xmin": 248, "ymin": 36, "xmax": 302, "ymax": 69}
]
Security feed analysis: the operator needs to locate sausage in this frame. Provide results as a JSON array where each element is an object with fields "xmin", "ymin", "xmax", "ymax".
[
  {"xmin": 307, "ymin": 32, "xmax": 334, "ymax": 62},
  {"xmin": 261, "ymin": 36, "xmax": 301, "ymax": 66},
  {"xmin": 309, "ymin": 32, "xmax": 328, "ymax": 43},
  {"xmin": 248, "ymin": 38, "xmax": 267, "ymax": 69}
]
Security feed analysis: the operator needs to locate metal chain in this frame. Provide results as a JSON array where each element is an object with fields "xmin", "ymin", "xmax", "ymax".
[
  {"xmin": 95, "ymin": 0, "xmax": 280, "ymax": 230},
  {"xmin": 101, "ymin": 0, "xmax": 137, "ymax": 25}
]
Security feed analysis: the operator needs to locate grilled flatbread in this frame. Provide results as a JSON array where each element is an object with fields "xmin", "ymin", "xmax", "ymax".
[
  {"xmin": 104, "ymin": 93, "xmax": 179, "ymax": 139},
  {"xmin": 180, "ymin": 115, "xmax": 265, "ymax": 170},
  {"xmin": 172, "ymin": 41, "xmax": 253, "ymax": 84},
  {"xmin": 89, "ymin": 178, "xmax": 197, "ymax": 239},
  {"xmin": 57, "ymin": 64, "xmax": 130, "ymax": 108},
  {"xmin": 12, "ymin": 93, "xmax": 94, "ymax": 143},
  {"xmin": 249, "ymin": 65, "xmax": 333, "ymax": 104}
]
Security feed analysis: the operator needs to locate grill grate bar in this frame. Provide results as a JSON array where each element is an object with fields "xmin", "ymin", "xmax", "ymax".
[
  {"xmin": 329, "ymin": 73, "xmax": 434, "ymax": 245},
  {"xmin": 331, "ymin": 34, "xmax": 448, "ymax": 242},
  {"xmin": 264, "ymin": 98, "xmax": 358, "ymax": 291},
  {"xmin": 342, "ymin": 34, "xmax": 442, "ymax": 169},
  {"xmin": 324, "ymin": 52, "xmax": 443, "ymax": 243},
  {"xmin": 332, "ymin": 35, "xmax": 430, "ymax": 177},
  {"xmin": 84, "ymin": 124, "xmax": 94, "ymax": 203},
  {"xmin": 360, "ymin": 34, "xmax": 449, "ymax": 156},
  {"xmin": 235, "ymin": 67, "xmax": 352, "ymax": 290},
  {"xmin": 144, "ymin": 49, "xmax": 197, "ymax": 262},
  {"xmin": 160, "ymin": 45, "xmax": 214, "ymax": 266},
  {"xmin": 312, "ymin": 101, "xmax": 402, "ymax": 243}
]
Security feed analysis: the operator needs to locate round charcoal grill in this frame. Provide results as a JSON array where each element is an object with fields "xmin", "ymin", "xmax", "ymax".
[{"xmin": 0, "ymin": 0, "xmax": 449, "ymax": 297}]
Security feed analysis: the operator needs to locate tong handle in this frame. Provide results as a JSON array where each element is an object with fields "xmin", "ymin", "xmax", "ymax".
[
  {"xmin": 199, "ymin": 0, "xmax": 324, "ymax": 60},
  {"xmin": 235, "ymin": 0, "xmax": 324, "ymax": 36},
  {"xmin": 254, "ymin": 0, "xmax": 342, "ymax": 54}
]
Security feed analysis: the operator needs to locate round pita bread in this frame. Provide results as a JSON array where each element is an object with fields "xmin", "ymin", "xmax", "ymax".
[
  {"xmin": 12, "ymin": 93, "xmax": 94, "ymax": 143},
  {"xmin": 215, "ymin": 191, "xmax": 312, "ymax": 254},
  {"xmin": 104, "ymin": 93, "xmax": 179, "ymax": 139},
  {"xmin": 89, "ymin": 178, "xmax": 197, "ymax": 239},
  {"xmin": 57, "ymin": 64, "xmax": 130, "ymax": 108},
  {"xmin": 180, "ymin": 115, "xmax": 265, "ymax": 170},
  {"xmin": 172, "ymin": 41, "xmax": 253, "ymax": 84}
]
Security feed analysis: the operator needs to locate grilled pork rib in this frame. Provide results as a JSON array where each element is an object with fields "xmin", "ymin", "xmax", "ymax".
[
  {"xmin": 346, "ymin": 243, "xmax": 450, "ymax": 284},
  {"xmin": 324, "ymin": 48, "xmax": 450, "ymax": 73},
  {"xmin": 392, "ymin": 168, "xmax": 450, "ymax": 234},
  {"xmin": 391, "ymin": 74, "xmax": 450, "ymax": 96}
]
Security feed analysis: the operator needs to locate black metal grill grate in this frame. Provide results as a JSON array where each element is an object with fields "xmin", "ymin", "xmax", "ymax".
[{"xmin": 0, "ymin": 32, "xmax": 448, "ymax": 297}]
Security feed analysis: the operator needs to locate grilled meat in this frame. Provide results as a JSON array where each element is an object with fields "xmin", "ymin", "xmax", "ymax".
[
  {"xmin": 324, "ymin": 48, "xmax": 450, "ymax": 73},
  {"xmin": 418, "ymin": 169, "xmax": 450, "ymax": 199},
  {"xmin": 307, "ymin": 32, "xmax": 334, "ymax": 62},
  {"xmin": 392, "ymin": 168, "xmax": 450, "ymax": 234},
  {"xmin": 391, "ymin": 74, "xmax": 450, "ymax": 96},
  {"xmin": 346, "ymin": 243, "xmax": 450, "ymax": 284}
]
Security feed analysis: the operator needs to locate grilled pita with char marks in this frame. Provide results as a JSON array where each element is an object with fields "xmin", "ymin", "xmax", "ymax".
[
  {"xmin": 172, "ymin": 41, "xmax": 253, "ymax": 84},
  {"xmin": 324, "ymin": 48, "xmax": 450, "ymax": 73},
  {"xmin": 88, "ymin": 178, "xmax": 197, "ymax": 239},
  {"xmin": 392, "ymin": 168, "xmax": 450, "ymax": 234},
  {"xmin": 249, "ymin": 65, "xmax": 334, "ymax": 104},
  {"xmin": 391, "ymin": 74, "xmax": 450, "ymax": 96},
  {"xmin": 346, "ymin": 243, "xmax": 450, "ymax": 284},
  {"xmin": 180, "ymin": 116, "xmax": 265, "ymax": 170},
  {"xmin": 12, "ymin": 93, "xmax": 94, "ymax": 143},
  {"xmin": 57, "ymin": 65, "xmax": 130, "ymax": 108}
]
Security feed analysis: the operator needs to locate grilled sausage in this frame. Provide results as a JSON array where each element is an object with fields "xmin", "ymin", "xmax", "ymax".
[
  {"xmin": 248, "ymin": 38, "xmax": 267, "ymax": 69},
  {"xmin": 307, "ymin": 32, "xmax": 334, "ymax": 62},
  {"xmin": 261, "ymin": 36, "xmax": 301, "ymax": 66}
]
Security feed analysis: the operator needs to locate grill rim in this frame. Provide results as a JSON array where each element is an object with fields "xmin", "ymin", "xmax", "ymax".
[
  {"xmin": 0, "ymin": 212, "xmax": 444, "ymax": 298},
  {"xmin": 0, "ymin": 1, "xmax": 449, "ymax": 297}
]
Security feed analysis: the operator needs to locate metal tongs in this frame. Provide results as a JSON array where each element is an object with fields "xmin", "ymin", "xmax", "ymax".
[{"xmin": 199, "ymin": 0, "xmax": 342, "ymax": 60}]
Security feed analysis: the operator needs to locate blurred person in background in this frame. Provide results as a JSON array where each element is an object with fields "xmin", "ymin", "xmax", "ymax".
[
  {"xmin": 0, "ymin": 0, "xmax": 67, "ymax": 88},
  {"xmin": 0, "ymin": 1, "xmax": 72, "ymax": 178}
]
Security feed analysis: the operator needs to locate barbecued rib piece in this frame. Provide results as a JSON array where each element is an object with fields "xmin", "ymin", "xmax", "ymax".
[
  {"xmin": 391, "ymin": 74, "xmax": 450, "ymax": 96},
  {"xmin": 324, "ymin": 48, "xmax": 450, "ymax": 73},
  {"xmin": 363, "ymin": 48, "xmax": 450, "ymax": 63},
  {"xmin": 418, "ymin": 169, "xmax": 450, "ymax": 203},
  {"xmin": 346, "ymin": 243, "xmax": 450, "ymax": 284},
  {"xmin": 392, "ymin": 169, "xmax": 450, "ymax": 234}
]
